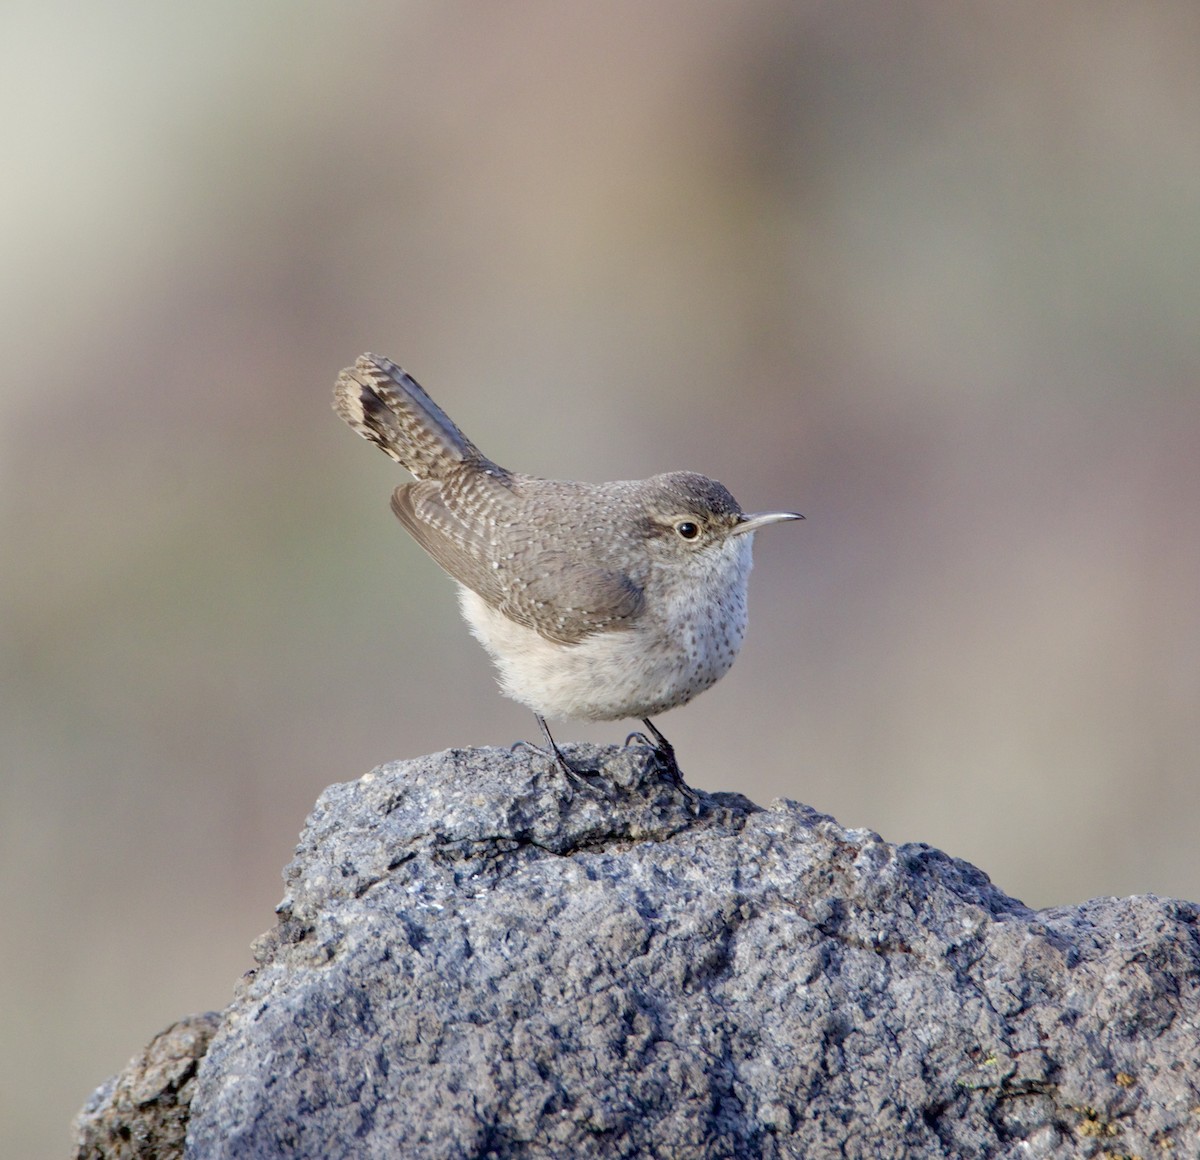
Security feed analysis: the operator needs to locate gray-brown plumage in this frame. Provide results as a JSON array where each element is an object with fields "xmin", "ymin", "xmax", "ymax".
[{"xmin": 333, "ymin": 353, "xmax": 802, "ymax": 777}]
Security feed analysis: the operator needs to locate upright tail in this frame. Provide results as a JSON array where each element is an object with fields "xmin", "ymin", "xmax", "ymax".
[{"xmin": 333, "ymin": 354, "xmax": 484, "ymax": 479}]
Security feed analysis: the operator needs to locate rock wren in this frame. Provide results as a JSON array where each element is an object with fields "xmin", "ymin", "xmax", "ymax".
[{"xmin": 333, "ymin": 353, "xmax": 801, "ymax": 785}]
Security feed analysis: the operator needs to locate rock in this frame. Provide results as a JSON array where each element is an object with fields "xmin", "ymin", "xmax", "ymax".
[
  {"xmin": 75, "ymin": 1011, "xmax": 221, "ymax": 1159},
  {"xmin": 79, "ymin": 745, "xmax": 1200, "ymax": 1158}
]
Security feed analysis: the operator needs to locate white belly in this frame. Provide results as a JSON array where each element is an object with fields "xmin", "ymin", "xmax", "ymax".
[{"xmin": 454, "ymin": 537, "xmax": 752, "ymax": 722}]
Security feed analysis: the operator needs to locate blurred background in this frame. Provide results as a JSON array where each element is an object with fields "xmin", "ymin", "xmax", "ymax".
[{"xmin": 3, "ymin": 2, "xmax": 1199, "ymax": 1153}]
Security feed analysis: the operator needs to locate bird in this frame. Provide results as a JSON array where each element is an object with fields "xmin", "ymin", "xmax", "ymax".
[{"xmin": 333, "ymin": 353, "xmax": 802, "ymax": 788}]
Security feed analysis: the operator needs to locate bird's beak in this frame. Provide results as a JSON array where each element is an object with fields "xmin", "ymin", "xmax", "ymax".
[{"xmin": 730, "ymin": 510, "xmax": 805, "ymax": 536}]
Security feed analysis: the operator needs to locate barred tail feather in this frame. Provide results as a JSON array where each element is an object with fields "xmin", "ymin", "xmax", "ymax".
[{"xmin": 333, "ymin": 354, "xmax": 481, "ymax": 479}]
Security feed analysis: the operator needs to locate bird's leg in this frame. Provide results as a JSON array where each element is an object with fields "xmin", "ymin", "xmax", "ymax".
[
  {"xmin": 640, "ymin": 717, "xmax": 696, "ymax": 797},
  {"xmin": 511, "ymin": 714, "xmax": 603, "ymax": 792},
  {"xmin": 640, "ymin": 717, "xmax": 677, "ymax": 776},
  {"xmin": 536, "ymin": 713, "xmax": 574, "ymax": 770}
]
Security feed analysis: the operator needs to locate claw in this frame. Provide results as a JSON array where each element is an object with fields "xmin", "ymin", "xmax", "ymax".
[
  {"xmin": 517, "ymin": 715, "xmax": 608, "ymax": 795},
  {"xmin": 639, "ymin": 717, "xmax": 697, "ymax": 800}
]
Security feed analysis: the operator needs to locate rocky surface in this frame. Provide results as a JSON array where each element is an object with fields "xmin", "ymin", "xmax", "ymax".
[
  {"xmin": 75, "ymin": 1012, "xmax": 221, "ymax": 1159},
  {"xmin": 78, "ymin": 745, "xmax": 1200, "ymax": 1158}
]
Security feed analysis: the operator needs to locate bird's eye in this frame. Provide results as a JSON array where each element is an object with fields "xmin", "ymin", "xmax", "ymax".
[{"xmin": 674, "ymin": 520, "xmax": 701, "ymax": 541}]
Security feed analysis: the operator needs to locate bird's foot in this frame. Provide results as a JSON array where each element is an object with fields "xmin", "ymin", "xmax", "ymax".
[
  {"xmin": 512, "ymin": 718, "xmax": 609, "ymax": 795},
  {"xmin": 631, "ymin": 718, "xmax": 698, "ymax": 801}
]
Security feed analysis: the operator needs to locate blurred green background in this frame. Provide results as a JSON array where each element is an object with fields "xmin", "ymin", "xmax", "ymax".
[{"xmin": 4, "ymin": 3, "xmax": 1199, "ymax": 1154}]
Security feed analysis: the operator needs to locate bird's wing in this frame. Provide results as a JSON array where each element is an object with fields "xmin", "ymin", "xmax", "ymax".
[
  {"xmin": 390, "ymin": 483, "xmax": 643, "ymax": 645},
  {"xmin": 503, "ymin": 556, "xmax": 645, "ymax": 645},
  {"xmin": 390, "ymin": 483, "xmax": 507, "ymax": 605}
]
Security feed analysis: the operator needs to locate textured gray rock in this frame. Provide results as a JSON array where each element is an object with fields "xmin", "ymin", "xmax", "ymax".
[
  {"xmin": 80, "ymin": 745, "xmax": 1200, "ymax": 1158},
  {"xmin": 75, "ymin": 1011, "xmax": 221, "ymax": 1159}
]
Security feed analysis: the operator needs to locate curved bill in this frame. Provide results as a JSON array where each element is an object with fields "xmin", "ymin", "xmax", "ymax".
[{"xmin": 730, "ymin": 510, "xmax": 805, "ymax": 536}]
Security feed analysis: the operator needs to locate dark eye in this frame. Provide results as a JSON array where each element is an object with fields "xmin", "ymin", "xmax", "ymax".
[{"xmin": 675, "ymin": 520, "xmax": 700, "ymax": 541}]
